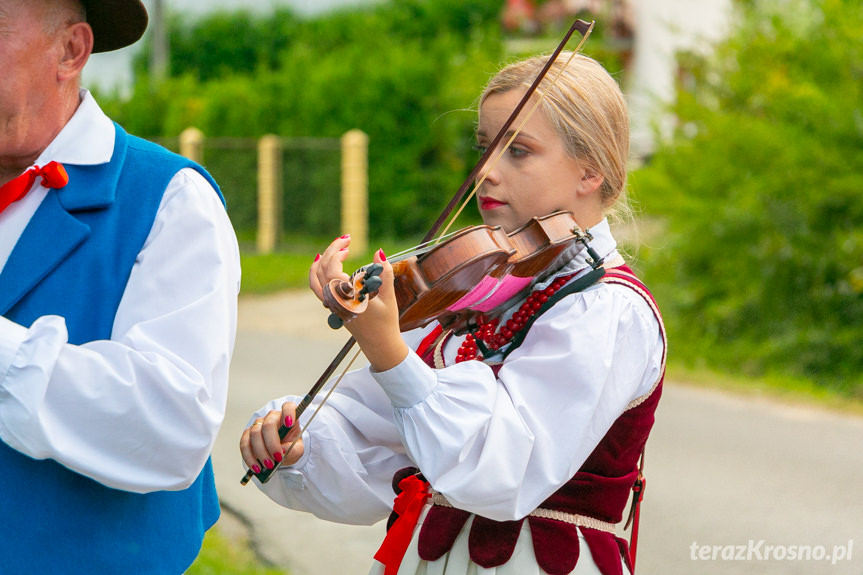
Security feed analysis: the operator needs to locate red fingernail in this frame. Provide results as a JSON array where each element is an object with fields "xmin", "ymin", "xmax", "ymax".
[
  {"xmin": 314, "ymin": 253, "xmax": 321, "ymax": 262},
  {"xmin": 340, "ymin": 234, "xmax": 351, "ymax": 239},
  {"xmin": 378, "ymin": 248, "xmax": 386, "ymax": 262},
  {"xmin": 264, "ymin": 459, "xmax": 274, "ymax": 470},
  {"xmin": 252, "ymin": 464, "xmax": 261, "ymax": 474},
  {"xmin": 285, "ymin": 415, "xmax": 293, "ymax": 428},
  {"xmin": 273, "ymin": 451, "xmax": 283, "ymax": 463},
  {"xmin": 339, "ymin": 247, "xmax": 348, "ymax": 252}
]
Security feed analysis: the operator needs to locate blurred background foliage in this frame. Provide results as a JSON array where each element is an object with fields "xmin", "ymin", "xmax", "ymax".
[
  {"xmin": 97, "ymin": 0, "xmax": 862, "ymax": 396},
  {"xmin": 97, "ymin": 0, "xmax": 621, "ymax": 238},
  {"xmin": 633, "ymin": 0, "xmax": 863, "ymax": 396},
  {"xmin": 101, "ymin": 0, "xmax": 500, "ymax": 238}
]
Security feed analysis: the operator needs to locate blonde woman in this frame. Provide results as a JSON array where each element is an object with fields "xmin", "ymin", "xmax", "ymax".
[{"xmin": 241, "ymin": 52, "xmax": 665, "ymax": 575}]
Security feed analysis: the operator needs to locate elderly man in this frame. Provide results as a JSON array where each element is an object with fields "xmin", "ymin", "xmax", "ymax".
[{"xmin": 0, "ymin": 0, "xmax": 240, "ymax": 572}]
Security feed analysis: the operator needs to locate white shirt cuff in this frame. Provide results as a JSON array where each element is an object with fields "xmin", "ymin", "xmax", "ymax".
[
  {"xmin": 0, "ymin": 317, "xmax": 28, "ymax": 384},
  {"xmin": 371, "ymin": 350, "xmax": 438, "ymax": 408}
]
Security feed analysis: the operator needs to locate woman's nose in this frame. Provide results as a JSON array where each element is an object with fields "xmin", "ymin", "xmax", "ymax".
[{"xmin": 477, "ymin": 154, "xmax": 502, "ymax": 186}]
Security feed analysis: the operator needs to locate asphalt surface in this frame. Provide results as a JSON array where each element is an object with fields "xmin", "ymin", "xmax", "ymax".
[{"xmin": 211, "ymin": 290, "xmax": 863, "ymax": 575}]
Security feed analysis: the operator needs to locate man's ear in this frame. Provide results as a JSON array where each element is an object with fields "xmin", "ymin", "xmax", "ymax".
[{"xmin": 57, "ymin": 22, "xmax": 93, "ymax": 82}]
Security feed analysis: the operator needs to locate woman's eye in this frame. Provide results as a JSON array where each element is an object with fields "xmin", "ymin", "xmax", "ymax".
[
  {"xmin": 473, "ymin": 143, "xmax": 528, "ymax": 158},
  {"xmin": 508, "ymin": 146, "xmax": 528, "ymax": 158}
]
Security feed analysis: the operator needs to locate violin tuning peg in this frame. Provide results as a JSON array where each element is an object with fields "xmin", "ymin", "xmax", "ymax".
[
  {"xmin": 363, "ymin": 276, "xmax": 383, "ymax": 294},
  {"xmin": 327, "ymin": 313, "xmax": 344, "ymax": 330},
  {"xmin": 364, "ymin": 263, "xmax": 384, "ymax": 279}
]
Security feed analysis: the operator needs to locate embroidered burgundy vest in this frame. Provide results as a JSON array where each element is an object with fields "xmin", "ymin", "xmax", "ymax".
[{"xmin": 400, "ymin": 265, "xmax": 665, "ymax": 575}]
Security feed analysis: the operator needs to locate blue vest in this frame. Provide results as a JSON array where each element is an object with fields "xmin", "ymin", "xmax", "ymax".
[{"xmin": 0, "ymin": 124, "xmax": 224, "ymax": 574}]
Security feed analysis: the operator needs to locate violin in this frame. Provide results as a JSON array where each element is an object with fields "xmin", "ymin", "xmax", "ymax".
[
  {"xmin": 241, "ymin": 17, "xmax": 596, "ymax": 486},
  {"xmin": 323, "ymin": 210, "xmax": 602, "ymax": 333}
]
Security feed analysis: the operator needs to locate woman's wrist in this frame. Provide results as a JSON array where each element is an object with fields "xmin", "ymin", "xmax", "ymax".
[{"xmin": 358, "ymin": 334, "xmax": 409, "ymax": 372}]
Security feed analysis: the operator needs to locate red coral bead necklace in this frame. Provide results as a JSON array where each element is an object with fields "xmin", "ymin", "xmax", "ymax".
[{"xmin": 455, "ymin": 271, "xmax": 578, "ymax": 363}]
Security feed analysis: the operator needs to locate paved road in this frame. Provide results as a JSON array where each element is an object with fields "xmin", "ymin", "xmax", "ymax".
[{"xmin": 212, "ymin": 291, "xmax": 863, "ymax": 575}]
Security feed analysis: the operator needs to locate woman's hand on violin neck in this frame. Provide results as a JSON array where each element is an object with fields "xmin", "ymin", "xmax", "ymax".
[
  {"xmin": 310, "ymin": 238, "xmax": 407, "ymax": 372},
  {"xmin": 309, "ymin": 234, "xmax": 353, "ymax": 303},
  {"xmin": 350, "ymin": 248, "xmax": 408, "ymax": 371},
  {"xmin": 240, "ymin": 402, "xmax": 303, "ymax": 474}
]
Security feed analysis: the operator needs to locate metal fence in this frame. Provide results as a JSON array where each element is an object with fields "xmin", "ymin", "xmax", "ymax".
[{"xmin": 155, "ymin": 129, "xmax": 366, "ymax": 253}]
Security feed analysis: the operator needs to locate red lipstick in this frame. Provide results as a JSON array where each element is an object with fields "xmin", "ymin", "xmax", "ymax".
[{"xmin": 479, "ymin": 197, "xmax": 507, "ymax": 210}]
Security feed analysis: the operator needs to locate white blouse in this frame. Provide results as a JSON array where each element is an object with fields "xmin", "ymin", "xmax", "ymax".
[{"xmin": 250, "ymin": 220, "xmax": 664, "ymax": 524}]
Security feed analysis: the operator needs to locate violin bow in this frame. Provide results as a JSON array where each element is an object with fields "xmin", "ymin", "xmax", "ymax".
[
  {"xmin": 428, "ymin": 18, "xmax": 594, "ymax": 242},
  {"xmin": 242, "ymin": 17, "xmax": 595, "ymax": 486}
]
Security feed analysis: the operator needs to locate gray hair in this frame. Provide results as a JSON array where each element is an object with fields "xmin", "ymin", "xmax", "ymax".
[{"xmin": 41, "ymin": 0, "xmax": 87, "ymax": 34}]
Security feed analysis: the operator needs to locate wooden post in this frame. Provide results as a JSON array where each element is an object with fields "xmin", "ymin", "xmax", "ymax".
[
  {"xmin": 179, "ymin": 127, "xmax": 204, "ymax": 164},
  {"xmin": 257, "ymin": 135, "xmax": 283, "ymax": 254},
  {"xmin": 341, "ymin": 129, "xmax": 369, "ymax": 256}
]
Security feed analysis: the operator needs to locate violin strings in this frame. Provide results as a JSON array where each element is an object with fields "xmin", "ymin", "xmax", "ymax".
[
  {"xmin": 365, "ymin": 227, "xmax": 476, "ymax": 266},
  {"xmin": 434, "ymin": 22, "xmax": 594, "ymax": 242}
]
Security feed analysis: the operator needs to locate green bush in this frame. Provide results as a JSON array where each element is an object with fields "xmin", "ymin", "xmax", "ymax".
[{"xmin": 634, "ymin": 0, "xmax": 863, "ymax": 394}]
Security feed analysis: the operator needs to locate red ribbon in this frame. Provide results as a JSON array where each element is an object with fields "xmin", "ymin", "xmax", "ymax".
[
  {"xmin": 0, "ymin": 161, "xmax": 69, "ymax": 214},
  {"xmin": 414, "ymin": 324, "xmax": 443, "ymax": 359},
  {"xmin": 374, "ymin": 475, "xmax": 430, "ymax": 575}
]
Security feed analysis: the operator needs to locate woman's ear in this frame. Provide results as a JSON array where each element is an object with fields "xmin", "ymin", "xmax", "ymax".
[
  {"xmin": 575, "ymin": 167, "xmax": 605, "ymax": 198},
  {"xmin": 57, "ymin": 22, "xmax": 93, "ymax": 82}
]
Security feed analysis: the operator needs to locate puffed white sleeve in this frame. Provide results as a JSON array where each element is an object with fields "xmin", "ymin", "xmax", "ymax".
[
  {"xmin": 0, "ymin": 168, "xmax": 241, "ymax": 493},
  {"xmin": 372, "ymin": 282, "xmax": 664, "ymax": 521},
  {"xmin": 247, "ymin": 327, "xmax": 438, "ymax": 525}
]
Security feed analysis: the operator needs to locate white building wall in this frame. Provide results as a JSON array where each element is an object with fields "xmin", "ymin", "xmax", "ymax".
[{"xmin": 627, "ymin": 0, "xmax": 734, "ymax": 156}]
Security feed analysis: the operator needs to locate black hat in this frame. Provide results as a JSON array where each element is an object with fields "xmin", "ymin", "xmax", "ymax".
[{"xmin": 82, "ymin": 0, "xmax": 149, "ymax": 53}]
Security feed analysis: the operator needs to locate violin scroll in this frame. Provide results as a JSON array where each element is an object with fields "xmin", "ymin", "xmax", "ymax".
[{"xmin": 324, "ymin": 263, "xmax": 384, "ymax": 329}]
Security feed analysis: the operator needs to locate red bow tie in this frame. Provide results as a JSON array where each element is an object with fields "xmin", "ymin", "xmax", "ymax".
[{"xmin": 0, "ymin": 161, "xmax": 69, "ymax": 215}]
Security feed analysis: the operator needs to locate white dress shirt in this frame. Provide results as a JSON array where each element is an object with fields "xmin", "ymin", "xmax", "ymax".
[
  {"xmin": 250, "ymin": 220, "xmax": 664, "ymax": 524},
  {"xmin": 0, "ymin": 91, "xmax": 241, "ymax": 493}
]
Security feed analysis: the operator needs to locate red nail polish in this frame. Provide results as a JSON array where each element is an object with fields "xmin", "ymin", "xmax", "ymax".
[
  {"xmin": 314, "ymin": 253, "xmax": 321, "ymax": 262},
  {"xmin": 273, "ymin": 451, "xmax": 283, "ymax": 463},
  {"xmin": 339, "ymin": 247, "xmax": 348, "ymax": 252},
  {"xmin": 378, "ymin": 248, "xmax": 386, "ymax": 262},
  {"xmin": 285, "ymin": 415, "xmax": 293, "ymax": 428},
  {"xmin": 264, "ymin": 459, "xmax": 274, "ymax": 470},
  {"xmin": 340, "ymin": 234, "xmax": 351, "ymax": 239},
  {"xmin": 252, "ymin": 464, "xmax": 261, "ymax": 474}
]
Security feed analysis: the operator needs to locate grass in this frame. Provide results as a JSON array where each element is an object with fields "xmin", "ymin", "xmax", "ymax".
[
  {"xmin": 238, "ymin": 233, "xmax": 421, "ymax": 294},
  {"xmin": 187, "ymin": 527, "xmax": 287, "ymax": 575},
  {"xmin": 241, "ymin": 250, "xmax": 322, "ymax": 292},
  {"xmin": 664, "ymin": 361, "xmax": 863, "ymax": 417}
]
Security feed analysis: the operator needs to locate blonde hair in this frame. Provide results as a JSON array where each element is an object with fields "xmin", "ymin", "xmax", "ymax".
[{"xmin": 481, "ymin": 52, "xmax": 631, "ymax": 216}]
